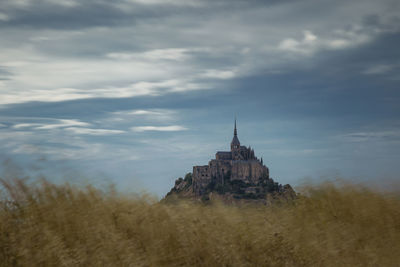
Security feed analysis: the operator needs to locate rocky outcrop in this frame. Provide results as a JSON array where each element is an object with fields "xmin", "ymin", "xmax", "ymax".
[{"xmin": 164, "ymin": 172, "xmax": 296, "ymax": 204}]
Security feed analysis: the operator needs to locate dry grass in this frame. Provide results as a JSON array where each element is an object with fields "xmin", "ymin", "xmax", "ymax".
[{"xmin": 0, "ymin": 178, "xmax": 399, "ymax": 266}]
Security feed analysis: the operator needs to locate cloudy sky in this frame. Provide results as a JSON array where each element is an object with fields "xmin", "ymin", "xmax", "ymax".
[{"xmin": 0, "ymin": 0, "xmax": 399, "ymax": 196}]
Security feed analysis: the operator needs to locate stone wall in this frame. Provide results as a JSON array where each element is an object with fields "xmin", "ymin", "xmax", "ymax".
[
  {"xmin": 215, "ymin": 152, "xmax": 232, "ymax": 160},
  {"xmin": 231, "ymin": 160, "xmax": 269, "ymax": 183},
  {"xmin": 209, "ymin": 159, "xmax": 232, "ymax": 185},
  {"xmin": 192, "ymin": 158, "xmax": 269, "ymax": 196},
  {"xmin": 193, "ymin": 165, "xmax": 212, "ymax": 195}
]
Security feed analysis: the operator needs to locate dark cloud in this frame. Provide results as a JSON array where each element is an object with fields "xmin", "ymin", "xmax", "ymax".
[
  {"xmin": 0, "ymin": 0, "xmax": 392, "ymax": 31},
  {"xmin": 3, "ymin": 6, "xmax": 128, "ymax": 30},
  {"xmin": 0, "ymin": 0, "xmax": 263, "ymax": 30},
  {"xmin": 1, "ymin": 0, "xmax": 165, "ymax": 30}
]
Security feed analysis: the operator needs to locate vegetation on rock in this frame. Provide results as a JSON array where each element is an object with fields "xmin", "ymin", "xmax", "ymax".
[{"xmin": 165, "ymin": 172, "xmax": 295, "ymax": 203}]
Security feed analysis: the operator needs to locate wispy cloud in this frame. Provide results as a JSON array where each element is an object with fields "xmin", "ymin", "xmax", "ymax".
[
  {"xmin": 112, "ymin": 109, "xmax": 177, "ymax": 121},
  {"xmin": 45, "ymin": 0, "xmax": 79, "ymax": 7},
  {"xmin": 120, "ymin": 110, "xmax": 161, "ymax": 116},
  {"xmin": 278, "ymin": 28, "xmax": 371, "ymax": 55},
  {"xmin": 12, "ymin": 123, "xmax": 42, "ymax": 129},
  {"xmin": 278, "ymin": 30, "xmax": 318, "ymax": 54},
  {"xmin": 11, "ymin": 144, "xmax": 41, "ymax": 155},
  {"xmin": 363, "ymin": 64, "xmax": 395, "ymax": 75},
  {"xmin": 338, "ymin": 130, "xmax": 400, "ymax": 142},
  {"xmin": 10, "ymin": 141, "xmax": 139, "ymax": 161},
  {"xmin": 107, "ymin": 48, "xmax": 189, "ymax": 61},
  {"xmin": 0, "ymin": 12, "xmax": 10, "ymax": 21},
  {"xmin": 131, "ymin": 125, "xmax": 188, "ymax": 132},
  {"xmin": 65, "ymin": 127, "xmax": 125, "ymax": 135},
  {"xmin": 11, "ymin": 119, "xmax": 125, "ymax": 136},
  {"xmin": 201, "ymin": 69, "xmax": 236, "ymax": 79},
  {"xmin": 121, "ymin": 0, "xmax": 202, "ymax": 7},
  {"xmin": 0, "ymin": 71, "xmax": 209, "ymax": 104},
  {"xmin": 13, "ymin": 119, "xmax": 90, "ymax": 130}
]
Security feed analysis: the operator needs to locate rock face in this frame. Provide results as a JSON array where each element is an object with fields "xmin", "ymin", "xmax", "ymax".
[{"xmin": 164, "ymin": 120, "xmax": 296, "ymax": 204}]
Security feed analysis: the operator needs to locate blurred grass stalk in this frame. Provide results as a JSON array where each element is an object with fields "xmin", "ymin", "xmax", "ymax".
[{"xmin": 0, "ymin": 178, "xmax": 399, "ymax": 266}]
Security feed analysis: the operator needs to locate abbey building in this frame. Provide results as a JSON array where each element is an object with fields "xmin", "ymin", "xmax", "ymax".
[{"xmin": 192, "ymin": 120, "xmax": 269, "ymax": 195}]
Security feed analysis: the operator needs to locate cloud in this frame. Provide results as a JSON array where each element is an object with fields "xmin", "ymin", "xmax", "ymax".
[
  {"xmin": 65, "ymin": 127, "xmax": 125, "ymax": 135},
  {"xmin": 1, "ymin": 88, "xmax": 92, "ymax": 104},
  {"xmin": 124, "ymin": 0, "xmax": 201, "ymax": 6},
  {"xmin": 107, "ymin": 48, "xmax": 189, "ymax": 61},
  {"xmin": 45, "ymin": 0, "xmax": 79, "ymax": 7},
  {"xmin": 13, "ymin": 119, "xmax": 90, "ymax": 130},
  {"xmin": 131, "ymin": 125, "xmax": 188, "ymax": 132},
  {"xmin": 0, "ymin": 79, "xmax": 209, "ymax": 105},
  {"xmin": 0, "ymin": 0, "xmax": 398, "ymax": 107},
  {"xmin": 201, "ymin": 69, "xmax": 236, "ymax": 79},
  {"xmin": 0, "ymin": 13, "xmax": 10, "ymax": 22},
  {"xmin": 363, "ymin": 64, "xmax": 395, "ymax": 75},
  {"xmin": 10, "ymin": 118, "xmax": 125, "ymax": 136},
  {"xmin": 0, "ymin": 66, "xmax": 12, "ymax": 79},
  {"xmin": 278, "ymin": 28, "xmax": 371, "ymax": 55},
  {"xmin": 126, "ymin": 80, "xmax": 204, "ymax": 94},
  {"xmin": 36, "ymin": 119, "xmax": 90, "ymax": 130},
  {"xmin": 111, "ymin": 109, "xmax": 177, "ymax": 122},
  {"xmin": 1, "ymin": 122, "xmax": 131, "ymax": 160},
  {"xmin": 278, "ymin": 30, "xmax": 318, "ymax": 54},
  {"xmin": 120, "ymin": 110, "xmax": 160, "ymax": 115},
  {"xmin": 9, "ymin": 141, "xmax": 136, "ymax": 161},
  {"xmin": 327, "ymin": 39, "xmax": 351, "ymax": 49},
  {"xmin": 11, "ymin": 144, "xmax": 41, "ymax": 155},
  {"xmin": 12, "ymin": 123, "xmax": 42, "ymax": 129},
  {"xmin": 338, "ymin": 130, "xmax": 400, "ymax": 142}
]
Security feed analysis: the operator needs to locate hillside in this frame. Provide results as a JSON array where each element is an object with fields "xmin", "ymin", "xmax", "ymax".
[{"xmin": 164, "ymin": 172, "xmax": 296, "ymax": 204}]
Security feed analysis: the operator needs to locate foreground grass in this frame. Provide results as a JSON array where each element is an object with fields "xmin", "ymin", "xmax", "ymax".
[{"xmin": 0, "ymin": 179, "xmax": 399, "ymax": 266}]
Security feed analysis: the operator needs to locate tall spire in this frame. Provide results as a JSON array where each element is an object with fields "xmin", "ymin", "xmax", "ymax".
[
  {"xmin": 234, "ymin": 117, "xmax": 237, "ymax": 136},
  {"xmin": 231, "ymin": 117, "xmax": 240, "ymax": 150}
]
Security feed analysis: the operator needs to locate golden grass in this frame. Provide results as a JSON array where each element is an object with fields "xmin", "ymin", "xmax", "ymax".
[{"xmin": 0, "ymin": 178, "xmax": 399, "ymax": 266}]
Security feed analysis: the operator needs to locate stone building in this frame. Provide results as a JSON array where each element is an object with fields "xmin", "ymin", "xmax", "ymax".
[{"xmin": 192, "ymin": 120, "xmax": 269, "ymax": 195}]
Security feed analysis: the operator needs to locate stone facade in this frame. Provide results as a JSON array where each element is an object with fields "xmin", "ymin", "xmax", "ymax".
[{"xmin": 192, "ymin": 120, "xmax": 269, "ymax": 196}]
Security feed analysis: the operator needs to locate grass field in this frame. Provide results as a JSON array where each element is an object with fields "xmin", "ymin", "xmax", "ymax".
[{"xmin": 0, "ymin": 178, "xmax": 399, "ymax": 266}]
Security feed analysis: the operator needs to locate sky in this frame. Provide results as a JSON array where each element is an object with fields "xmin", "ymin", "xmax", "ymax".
[{"xmin": 0, "ymin": 0, "xmax": 399, "ymax": 196}]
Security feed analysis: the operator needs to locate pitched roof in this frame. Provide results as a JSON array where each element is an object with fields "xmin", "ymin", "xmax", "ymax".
[{"xmin": 231, "ymin": 135, "xmax": 240, "ymax": 145}]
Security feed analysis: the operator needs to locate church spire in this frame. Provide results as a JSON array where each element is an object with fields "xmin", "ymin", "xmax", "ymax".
[
  {"xmin": 234, "ymin": 117, "xmax": 237, "ymax": 136},
  {"xmin": 231, "ymin": 117, "xmax": 240, "ymax": 151}
]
